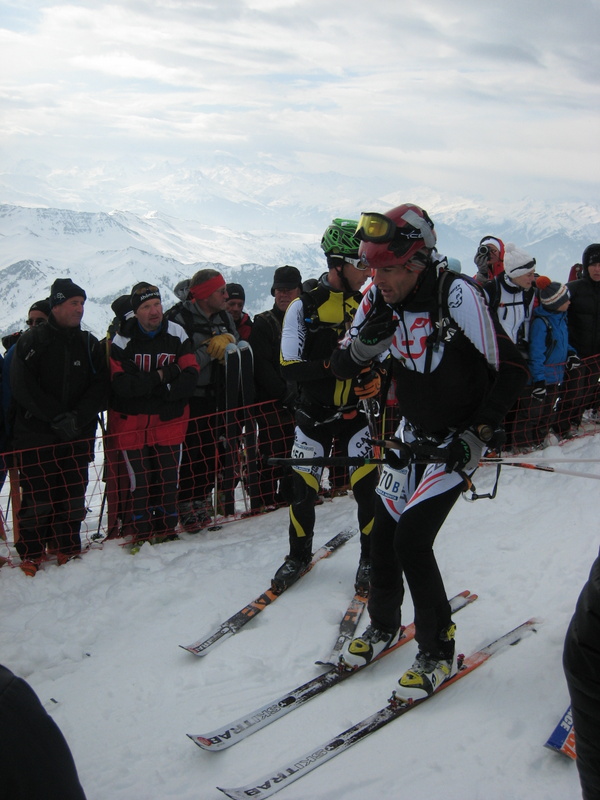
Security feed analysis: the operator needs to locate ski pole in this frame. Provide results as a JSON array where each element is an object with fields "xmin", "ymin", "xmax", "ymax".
[
  {"xmin": 486, "ymin": 461, "xmax": 600, "ymax": 481},
  {"xmin": 481, "ymin": 455, "xmax": 600, "ymax": 464},
  {"xmin": 268, "ymin": 456, "xmax": 385, "ymax": 467}
]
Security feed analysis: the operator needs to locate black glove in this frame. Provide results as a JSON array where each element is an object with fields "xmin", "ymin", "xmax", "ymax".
[
  {"xmin": 160, "ymin": 362, "xmax": 181, "ymax": 384},
  {"xmin": 444, "ymin": 428, "xmax": 486, "ymax": 473},
  {"xmin": 531, "ymin": 381, "xmax": 547, "ymax": 403},
  {"xmin": 350, "ymin": 310, "xmax": 398, "ymax": 365},
  {"xmin": 385, "ymin": 446, "xmax": 411, "ymax": 470},
  {"xmin": 51, "ymin": 412, "xmax": 80, "ymax": 441},
  {"xmin": 566, "ymin": 354, "xmax": 581, "ymax": 371}
]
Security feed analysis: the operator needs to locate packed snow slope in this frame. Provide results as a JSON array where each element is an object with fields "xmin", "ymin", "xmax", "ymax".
[{"xmin": 2, "ymin": 436, "xmax": 598, "ymax": 800}]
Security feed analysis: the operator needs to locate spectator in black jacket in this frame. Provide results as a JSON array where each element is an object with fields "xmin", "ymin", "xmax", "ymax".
[
  {"xmin": 0, "ymin": 664, "xmax": 87, "ymax": 799},
  {"xmin": 165, "ymin": 269, "xmax": 239, "ymax": 528},
  {"xmin": 563, "ymin": 548, "xmax": 600, "ymax": 800},
  {"xmin": 10, "ymin": 278, "xmax": 108, "ymax": 575},
  {"xmin": 562, "ymin": 243, "xmax": 600, "ymax": 432},
  {"xmin": 247, "ymin": 266, "xmax": 302, "ymax": 509},
  {"xmin": 109, "ymin": 283, "xmax": 199, "ymax": 547}
]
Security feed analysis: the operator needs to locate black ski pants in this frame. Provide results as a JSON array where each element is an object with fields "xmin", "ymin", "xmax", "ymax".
[
  {"xmin": 368, "ymin": 459, "xmax": 464, "ymax": 657},
  {"xmin": 287, "ymin": 410, "xmax": 377, "ymax": 560}
]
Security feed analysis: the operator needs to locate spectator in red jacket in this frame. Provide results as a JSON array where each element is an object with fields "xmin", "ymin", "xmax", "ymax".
[{"xmin": 109, "ymin": 282, "xmax": 198, "ymax": 547}]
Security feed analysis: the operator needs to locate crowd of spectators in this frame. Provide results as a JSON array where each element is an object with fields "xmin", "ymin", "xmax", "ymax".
[
  {"xmin": 0, "ymin": 237, "xmax": 598, "ymax": 578},
  {"xmin": 1, "ymin": 217, "xmax": 599, "ymax": 800}
]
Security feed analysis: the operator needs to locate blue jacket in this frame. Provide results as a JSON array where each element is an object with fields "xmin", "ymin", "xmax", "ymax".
[{"xmin": 528, "ymin": 305, "xmax": 576, "ymax": 385}]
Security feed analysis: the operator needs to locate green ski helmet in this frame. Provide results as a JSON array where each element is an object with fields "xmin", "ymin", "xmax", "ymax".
[{"xmin": 320, "ymin": 218, "xmax": 361, "ymax": 258}]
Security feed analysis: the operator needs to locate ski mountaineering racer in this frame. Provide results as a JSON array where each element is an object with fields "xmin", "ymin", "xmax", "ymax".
[
  {"xmin": 271, "ymin": 219, "xmax": 379, "ymax": 596},
  {"xmin": 330, "ymin": 204, "xmax": 528, "ymax": 699}
]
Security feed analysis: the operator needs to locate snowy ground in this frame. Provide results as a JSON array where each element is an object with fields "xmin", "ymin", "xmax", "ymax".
[{"xmin": 2, "ymin": 436, "xmax": 598, "ymax": 800}]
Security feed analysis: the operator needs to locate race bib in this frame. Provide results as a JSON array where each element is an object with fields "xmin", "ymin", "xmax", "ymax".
[
  {"xmin": 291, "ymin": 440, "xmax": 317, "ymax": 474},
  {"xmin": 376, "ymin": 463, "xmax": 408, "ymax": 503}
]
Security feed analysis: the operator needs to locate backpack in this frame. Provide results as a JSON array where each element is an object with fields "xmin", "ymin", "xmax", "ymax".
[{"xmin": 533, "ymin": 315, "xmax": 556, "ymax": 360}]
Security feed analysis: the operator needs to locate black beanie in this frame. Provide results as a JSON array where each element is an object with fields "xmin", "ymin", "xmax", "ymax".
[
  {"xmin": 271, "ymin": 265, "xmax": 302, "ymax": 296},
  {"xmin": 130, "ymin": 282, "xmax": 161, "ymax": 312},
  {"xmin": 582, "ymin": 244, "xmax": 600, "ymax": 272},
  {"xmin": 226, "ymin": 283, "xmax": 245, "ymax": 301},
  {"xmin": 49, "ymin": 278, "xmax": 87, "ymax": 308},
  {"xmin": 28, "ymin": 299, "xmax": 51, "ymax": 317}
]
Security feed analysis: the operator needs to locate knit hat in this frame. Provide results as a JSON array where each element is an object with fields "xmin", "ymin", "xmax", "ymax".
[
  {"xmin": 582, "ymin": 244, "xmax": 600, "ymax": 272},
  {"xmin": 49, "ymin": 278, "xmax": 87, "ymax": 308},
  {"xmin": 271, "ymin": 265, "xmax": 302, "ymax": 296},
  {"xmin": 537, "ymin": 276, "xmax": 570, "ymax": 311},
  {"xmin": 226, "ymin": 283, "xmax": 245, "ymax": 302},
  {"xmin": 28, "ymin": 299, "xmax": 51, "ymax": 317},
  {"xmin": 111, "ymin": 294, "xmax": 134, "ymax": 322},
  {"xmin": 130, "ymin": 282, "xmax": 161, "ymax": 312},
  {"xmin": 503, "ymin": 243, "xmax": 536, "ymax": 279}
]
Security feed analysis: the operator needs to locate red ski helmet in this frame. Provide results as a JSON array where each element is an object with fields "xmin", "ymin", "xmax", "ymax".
[{"xmin": 356, "ymin": 204, "xmax": 436, "ymax": 271}]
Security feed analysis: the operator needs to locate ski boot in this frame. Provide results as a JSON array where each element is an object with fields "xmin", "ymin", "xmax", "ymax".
[
  {"xmin": 339, "ymin": 623, "xmax": 401, "ymax": 670},
  {"xmin": 396, "ymin": 622, "xmax": 457, "ymax": 701},
  {"xmin": 354, "ymin": 558, "xmax": 371, "ymax": 596},
  {"xmin": 271, "ymin": 542, "xmax": 312, "ymax": 594}
]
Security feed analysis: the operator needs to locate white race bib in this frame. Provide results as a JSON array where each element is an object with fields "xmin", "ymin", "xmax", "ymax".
[{"xmin": 376, "ymin": 464, "xmax": 408, "ymax": 503}]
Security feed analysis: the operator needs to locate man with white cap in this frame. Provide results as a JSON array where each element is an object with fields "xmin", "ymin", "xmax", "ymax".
[{"xmin": 482, "ymin": 243, "xmax": 538, "ymax": 451}]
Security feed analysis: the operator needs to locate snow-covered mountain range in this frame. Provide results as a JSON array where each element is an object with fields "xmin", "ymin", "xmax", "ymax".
[{"xmin": 1, "ymin": 160, "xmax": 598, "ymax": 339}]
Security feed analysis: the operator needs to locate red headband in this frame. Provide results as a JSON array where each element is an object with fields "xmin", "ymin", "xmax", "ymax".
[{"xmin": 189, "ymin": 275, "xmax": 226, "ymax": 301}]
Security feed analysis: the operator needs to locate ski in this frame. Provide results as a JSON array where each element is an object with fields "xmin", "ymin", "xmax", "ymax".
[
  {"xmin": 544, "ymin": 706, "xmax": 576, "ymax": 759},
  {"xmin": 216, "ymin": 618, "xmax": 539, "ymax": 799},
  {"xmin": 187, "ymin": 590, "xmax": 476, "ymax": 750},
  {"xmin": 315, "ymin": 592, "xmax": 368, "ymax": 667},
  {"xmin": 180, "ymin": 529, "xmax": 357, "ymax": 657}
]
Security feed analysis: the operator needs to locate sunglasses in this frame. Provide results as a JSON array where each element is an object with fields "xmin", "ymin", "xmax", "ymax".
[
  {"xmin": 132, "ymin": 284, "xmax": 159, "ymax": 296},
  {"xmin": 343, "ymin": 256, "xmax": 370, "ymax": 271}
]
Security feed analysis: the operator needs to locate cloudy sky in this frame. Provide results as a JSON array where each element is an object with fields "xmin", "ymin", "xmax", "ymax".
[{"xmin": 1, "ymin": 0, "xmax": 599, "ymax": 207}]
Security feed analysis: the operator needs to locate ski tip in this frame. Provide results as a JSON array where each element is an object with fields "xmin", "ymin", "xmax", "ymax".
[
  {"xmin": 216, "ymin": 787, "xmax": 239, "ymax": 800},
  {"xmin": 523, "ymin": 617, "xmax": 542, "ymax": 631},
  {"xmin": 187, "ymin": 733, "xmax": 212, "ymax": 748},
  {"xmin": 179, "ymin": 644, "xmax": 204, "ymax": 656}
]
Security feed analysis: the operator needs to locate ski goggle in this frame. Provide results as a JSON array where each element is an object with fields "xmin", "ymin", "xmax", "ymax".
[
  {"xmin": 355, "ymin": 212, "xmax": 397, "ymax": 244},
  {"xmin": 356, "ymin": 209, "xmax": 437, "ymax": 250}
]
